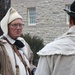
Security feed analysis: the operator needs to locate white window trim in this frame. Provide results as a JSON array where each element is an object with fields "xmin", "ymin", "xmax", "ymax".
[
  {"xmin": 65, "ymin": 4, "xmax": 71, "ymax": 25},
  {"xmin": 28, "ymin": 7, "xmax": 36, "ymax": 26}
]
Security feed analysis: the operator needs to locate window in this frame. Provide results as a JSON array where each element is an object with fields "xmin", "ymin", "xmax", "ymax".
[
  {"xmin": 28, "ymin": 7, "xmax": 36, "ymax": 26},
  {"xmin": 65, "ymin": 4, "xmax": 71, "ymax": 24}
]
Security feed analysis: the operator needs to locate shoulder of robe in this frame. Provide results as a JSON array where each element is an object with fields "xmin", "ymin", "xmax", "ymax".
[
  {"xmin": 37, "ymin": 37, "xmax": 75, "ymax": 56},
  {"xmin": 17, "ymin": 37, "xmax": 26, "ymax": 44},
  {"xmin": 0, "ymin": 39, "xmax": 6, "ymax": 52},
  {"xmin": 0, "ymin": 38, "xmax": 6, "ymax": 44}
]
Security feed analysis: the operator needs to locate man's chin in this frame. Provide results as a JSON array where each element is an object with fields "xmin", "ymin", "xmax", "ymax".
[
  {"xmin": 16, "ymin": 35, "xmax": 21, "ymax": 38},
  {"xmin": 13, "ymin": 35, "xmax": 21, "ymax": 39}
]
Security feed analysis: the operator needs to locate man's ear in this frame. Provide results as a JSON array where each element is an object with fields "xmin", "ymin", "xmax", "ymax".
[{"xmin": 69, "ymin": 16, "xmax": 74, "ymax": 27}]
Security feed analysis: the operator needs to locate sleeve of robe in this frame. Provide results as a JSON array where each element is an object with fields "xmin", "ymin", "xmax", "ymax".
[{"xmin": 0, "ymin": 43, "xmax": 14, "ymax": 75}]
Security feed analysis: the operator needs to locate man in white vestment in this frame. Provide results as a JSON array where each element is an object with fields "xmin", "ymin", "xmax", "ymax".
[
  {"xmin": 0, "ymin": 7, "xmax": 33, "ymax": 75},
  {"xmin": 35, "ymin": 1, "xmax": 75, "ymax": 75}
]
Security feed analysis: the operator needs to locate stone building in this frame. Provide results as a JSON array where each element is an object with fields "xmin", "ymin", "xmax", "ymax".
[{"xmin": 11, "ymin": 0, "xmax": 74, "ymax": 45}]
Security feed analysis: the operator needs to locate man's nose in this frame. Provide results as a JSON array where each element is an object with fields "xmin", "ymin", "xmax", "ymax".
[{"xmin": 16, "ymin": 25, "xmax": 22, "ymax": 29}]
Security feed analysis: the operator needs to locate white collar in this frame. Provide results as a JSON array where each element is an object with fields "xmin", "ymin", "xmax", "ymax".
[{"xmin": 4, "ymin": 34, "xmax": 15, "ymax": 44}]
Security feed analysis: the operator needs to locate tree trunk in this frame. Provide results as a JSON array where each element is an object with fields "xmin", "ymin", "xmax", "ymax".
[{"xmin": 0, "ymin": 0, "xmax": 11, "ymax": 36}]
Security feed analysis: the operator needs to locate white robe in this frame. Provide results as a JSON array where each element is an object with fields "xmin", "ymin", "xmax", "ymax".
[
  {"xmin": 35, "ymin": 26, "xmax": 75, "ymax": 75},
  {"xmin": 0, "ymin": 36, "xmax": 32, "ymax": 75}
]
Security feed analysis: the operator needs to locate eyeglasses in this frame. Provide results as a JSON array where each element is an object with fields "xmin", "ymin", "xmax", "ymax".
[{"xmin": 9, "ymin": 24, "xmax": 24, "ymax": 28}]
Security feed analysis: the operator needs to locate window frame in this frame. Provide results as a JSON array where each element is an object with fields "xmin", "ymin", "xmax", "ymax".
[
  {"xmin": 28, "ymin": 7, "xmax": 36, "ymax": 26},
  {"xmin": 65, "ymin": 4, "xmax": 71, "ymax": 25}
]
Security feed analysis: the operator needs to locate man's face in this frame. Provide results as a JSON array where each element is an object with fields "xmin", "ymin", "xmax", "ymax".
[{"xmin": 8, "ymin": 18, "xmax": 24, "ymax": 39}]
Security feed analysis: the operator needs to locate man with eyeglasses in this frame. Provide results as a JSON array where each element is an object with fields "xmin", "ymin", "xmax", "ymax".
[{"xmin": 0, "ymin": 7, "xmax": 33, "ymax": 75}]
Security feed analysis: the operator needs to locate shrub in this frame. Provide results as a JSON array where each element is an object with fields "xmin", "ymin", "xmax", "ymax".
[{"xmin": 21, "ymin": 33, "xmax": 44, "ymax": 66}]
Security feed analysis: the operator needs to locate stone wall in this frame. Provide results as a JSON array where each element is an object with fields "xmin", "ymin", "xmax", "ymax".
[{"xmin": 11, "ymin": 0, "xmax": 73, "ymax": 44}]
